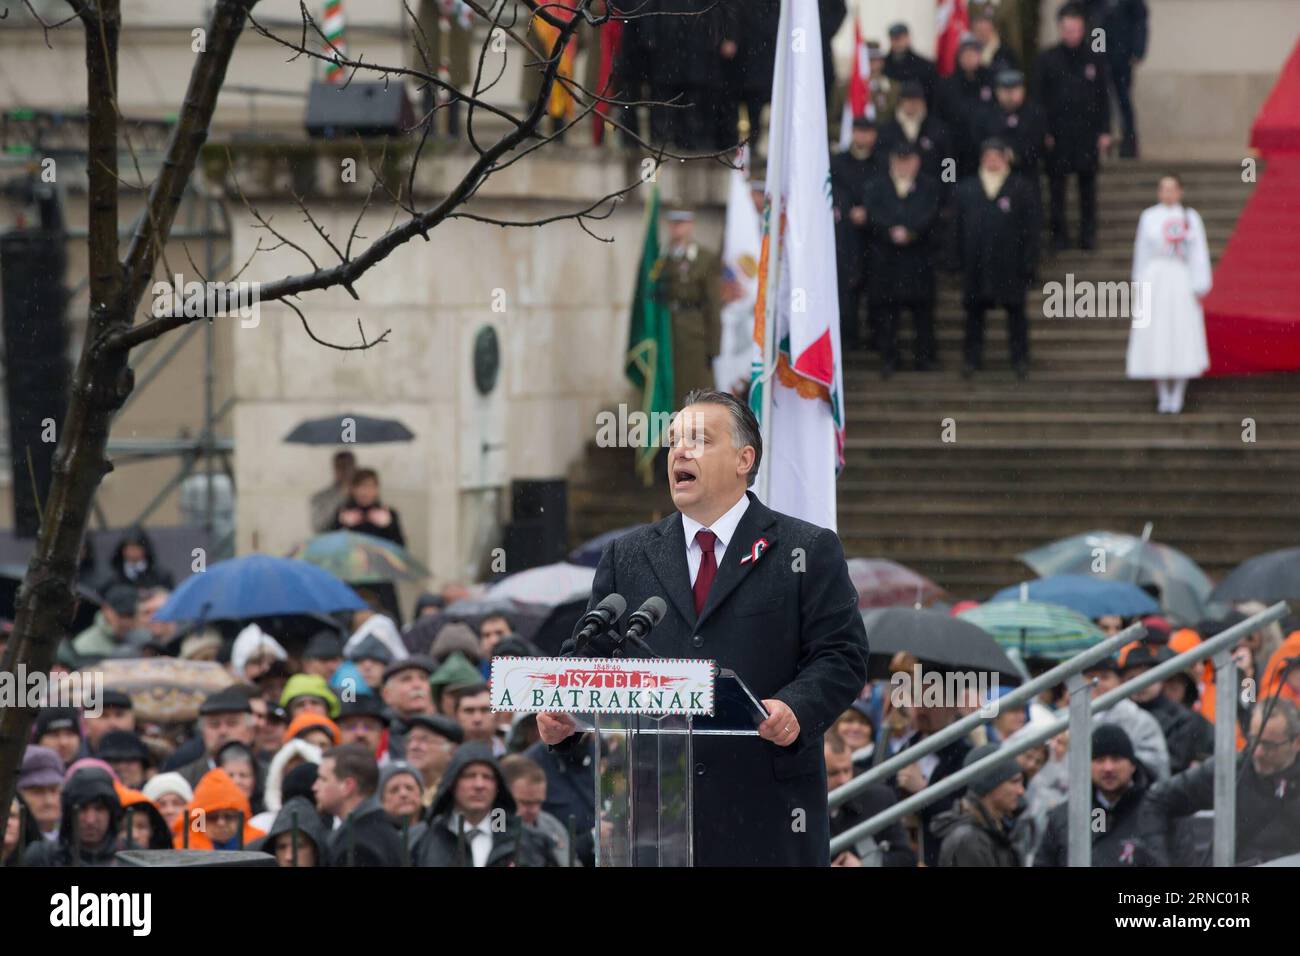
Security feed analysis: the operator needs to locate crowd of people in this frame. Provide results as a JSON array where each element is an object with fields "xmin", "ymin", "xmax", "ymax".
[
  {"xmin": 827, "ymin": 608, "xmax": 1300, "ymax": 867},
  {"xmin": 829, "ymin": 3, "xmax": 1132, "ymax": 380},
  {"xmin": 5, "ymin": 593, "xmax": 593, "ymax": 867}
]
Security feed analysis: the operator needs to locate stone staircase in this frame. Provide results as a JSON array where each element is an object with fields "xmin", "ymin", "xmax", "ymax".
[{"xmin": 567, "ymin": 160, "xmax": 1300, "ymax": 600}]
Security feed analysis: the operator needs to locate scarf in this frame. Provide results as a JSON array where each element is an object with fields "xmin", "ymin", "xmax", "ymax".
[
  {"xmin": 979, "ymin": 166, "xmax": 1010, "ymax": 200},
  {"xmin": 898, "ymin": 109, "xmax": 924, "ymax": 143}
]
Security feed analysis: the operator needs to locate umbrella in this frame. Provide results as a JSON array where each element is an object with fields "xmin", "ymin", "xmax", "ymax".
[
  {"xmin": 289, "ymin": 530, "xmax": 429, "ymax": 584},
  {"xmin": 530, "ymin": 595, "xmax": 589, "ymax": 655},
  {"xmin": 860, "ymin": 608, "xmax": 1024, "ymax": 680},
  {"xmin": 406, "ymin": 596, "xmax": 551, "ymax": 645},
  {"xmin": 991, "ymin": 574, "xmax": 1159, "ymax": 619},
  {"xmin": 154, "ymin": 554, "xmax": 368, "ymax": 623},
  {"xmin": 1019, "ymin": 529, "xmax": 1212, "ymax": 625},
  {"xmin": 0, "ymin": 564, "xmax": 100, "ymax": 633},
  {"xmin": 847, "ymin": 558, "xmax": 947, "ymax": 609},
  {"xmin": 958, "ymin": 600, "xmax": 1106, "ymax": 662},
  {"xmin": 487, "ymin": 562, "xmax": 595, "ymax": 605},
  {"xmin": 1209, "ymin": 547, "xmax": 1300, "ymax": 604},
  {"xmin": 283, "ymin": 413, "xmax": 414, "ymax": 445},
  {"xmin": 567, "ymin": 525, "xmax": 646, "ymax": 568},
  {"xmin": 88, "ymin": 657, "xmax": 234, "ymax": 725}
]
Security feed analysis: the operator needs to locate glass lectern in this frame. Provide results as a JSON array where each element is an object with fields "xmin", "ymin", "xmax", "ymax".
[{"xmin": 573, "ymin": 668, "xmax": 768, "ymax": 867}]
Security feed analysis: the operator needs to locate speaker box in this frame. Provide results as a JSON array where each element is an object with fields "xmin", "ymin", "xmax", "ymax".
[
  {"xmin": 305, "ymin": 80, "xmax": 415, "ymax": 139},
  {"xmin": 0, "ymin": 228, "xmax": 70, "ymax": 538},
  {"xmin": 503, "ymin": 516, "xmax": 567, "ymax": 572}
]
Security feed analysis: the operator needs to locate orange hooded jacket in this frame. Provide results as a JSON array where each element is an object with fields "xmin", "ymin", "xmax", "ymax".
[{"xmin": 172, "ymin": 767, "xmax": 265, "ymax": 850}]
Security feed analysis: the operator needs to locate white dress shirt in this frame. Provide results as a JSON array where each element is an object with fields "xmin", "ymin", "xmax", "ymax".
[
  {"xmin": 448, "ymin": 812, "xmax": 494, "ymax": 867},
  {"xmin": 681, "ymin": 493, "xmax": 750, "ymax": 587}
]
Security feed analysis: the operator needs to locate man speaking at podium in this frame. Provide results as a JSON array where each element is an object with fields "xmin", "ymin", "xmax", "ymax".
[{"xmin": 539, "ymin": 389, "xmax": 870, "ymax": 866}]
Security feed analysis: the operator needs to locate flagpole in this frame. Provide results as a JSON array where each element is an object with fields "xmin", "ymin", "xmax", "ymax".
[{"xmin": 756, "ymin": 0, "xmax": 792, "ymax": 502}]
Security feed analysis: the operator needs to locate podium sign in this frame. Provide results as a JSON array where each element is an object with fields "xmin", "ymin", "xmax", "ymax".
[
  {"xmin": 489, "ymin": 657, "xmax": 715, "ymax": 716},
  {"xmin": 490, "ymin": 655, "xmax": 768, "ymax": 867}
]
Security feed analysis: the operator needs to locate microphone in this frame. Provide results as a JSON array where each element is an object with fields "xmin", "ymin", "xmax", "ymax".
[
  {"xmin": 622, "ymin": 596, "xmax": 667, "ymax": 657},
  {"xmin": 565, "ymin": 593, "xmax": 626, "ymax": 654}
]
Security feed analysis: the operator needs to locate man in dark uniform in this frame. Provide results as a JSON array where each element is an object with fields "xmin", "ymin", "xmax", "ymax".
[
  {"xmin": 679, "ymin": 0, "xmax": 732, "ymax": 150},
  {"xmin": 539, "ymin": 390, "xmax": 870, "ymax": 866},
  {"xmin": 972, "ymin": 4, "xmax": 1021, "ymax": 72},
  {"xmin": 722, "ymin": 0, "xmax": 780, "ymax": 139},
  {"xmin": 831, "ymin": 117, "xmax": 885, "ymax": 351},
  {"xmin": 657, "ymin": 209, "xmax": 722, "ymax": 404},
  {"xmin": 882, "ymin": 22, "xmax": 938, "ymax": 107},
  {"xmin": 935, "ymin": 38, "xmax": 997, "ymax": 181},
  {"xmin": 978, "ymin": 69, "xmax": 1047, "ymax": 226},
  {"xmin": 1034, "ymin": 2, "xmax": 1111, "ymax": 250},
  {"xmin": 864, "ymin": 142, "xmax": 940, "ymax": 377},
  {"xmin": 979, "ymin": 70, "xmax": 1047, "ymax": 182},
  {"xmin": 877, "ymin": 81, "xmax": 951, "ymax": 188},
  {"xmin": 955, "ymin": 138, "xmax": 1040, "ymax": 379},
  {"xmin": 1086, "ymin": 0, "xmax": 1148, "ymax": 157}
]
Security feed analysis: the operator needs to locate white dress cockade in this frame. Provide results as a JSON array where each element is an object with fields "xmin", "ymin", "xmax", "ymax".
[{"xmin": 1125, "ymin": 202, "xmax": 1212, "ymax": 380}]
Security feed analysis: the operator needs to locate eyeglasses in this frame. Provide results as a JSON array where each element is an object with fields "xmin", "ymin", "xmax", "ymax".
[{"xmin": 1249, "ymin": 735, "xmax": 1297, "ymax": 753}]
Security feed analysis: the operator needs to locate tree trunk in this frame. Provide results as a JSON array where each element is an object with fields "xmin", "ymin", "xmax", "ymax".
[{"xmin": 0, "ymin": 0, "xmax": 256, "ymax": 841}]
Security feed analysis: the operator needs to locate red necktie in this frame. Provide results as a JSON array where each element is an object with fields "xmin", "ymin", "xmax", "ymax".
[{"xmin": 693, "ymin": 529, "xmax": 717, "ymax": 615}]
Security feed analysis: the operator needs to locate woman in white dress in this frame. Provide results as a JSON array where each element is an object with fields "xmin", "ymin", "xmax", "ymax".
[{"xmin": 1126, "ymin": 174, "xmax": 1213, "ymax": 413}]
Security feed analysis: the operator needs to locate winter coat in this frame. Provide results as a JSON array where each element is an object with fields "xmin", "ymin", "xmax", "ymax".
[
  {"xmin": 173, "ymin": 767, "xmax": 264, "ymax": 851},
  {"xmin": 890, "ymin": 732, "xmax": 972, "ymax": 867},
  {"xmin": 829, "ymin": 782, "xmax": 917, "ymax": 867},
  {"xmin": 1033, "ymin": 42, "xmax": 1111, "ymax": 174},
  {"xmin": 326, "ymin": 795, "xmax": 408, "ymax": 867},
  {"xmin": 524, "ymin": 739, "xmax": 595, "ymax": 865},
  {"xmin": 251, "ymin": 795, "xmax": 333, "ymax": 866},
  {"xmin": 24, "ymin": 768, "xmax": 122, "ymax": 867},
  {"xmin": 882, "ymin": 48, "xmax": 938, "ymax": 105},
  {"xmin": 876, "ymin": 114, "xmax": 952, "ymax": 185},
  {"xmin": 414, "ymin": 742, "xmax": 556, "ymax": 867},
  {"xmin": 955, "ymin": 172, "xmax": 1041, "ymax": 304},
  {"xmin": 976, "ymin": 100, "xmax": 1048, "ymax": 176},
  {"xmin": 1138, "ymin": 695, "xmax": 1215, "ymax": 775},
  {"xmin": 115, "ymin": 783, "xmax": 173, "ymax": 851},
  {"xmin": 934, "ymin": 795, "xmax": 1022, "ymax": 867},
  {"xmin": 863, "ymin": 174, "xmax": 941, "ymax": 305},
  {"xmin": 1036, "ymin": 766, "xmax": 1157, "ymax": 866},
  {"xmin": 934, "ymin": 66, "xmax": 997, "ymax": 178},
  {"xmin": 103, "ymin": 527, "xmax": 174, "ymax": 591},
  {"xmin": 330, "ymin": 497, "xmax": 406, "ymax": 547},
  {"xmin": 1138, "ymin": 753, "xmax": 1300, "ymax": 866}
]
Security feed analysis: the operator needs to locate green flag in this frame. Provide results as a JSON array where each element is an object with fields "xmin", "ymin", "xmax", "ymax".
[{"xmin": 624, "ymin": 187, "xmax": 673, "ymax": 485}]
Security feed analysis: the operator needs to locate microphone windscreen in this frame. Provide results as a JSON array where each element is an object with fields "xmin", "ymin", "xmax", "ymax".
[
  {"xmin": 597, "ymin": 593, "xmax": 627, "ymax": 620},
  {"xmin": 642, "ymin": 595, "xmax": 668, "ymax": 625}
]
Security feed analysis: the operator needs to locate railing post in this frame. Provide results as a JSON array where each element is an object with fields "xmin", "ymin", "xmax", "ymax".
[
  {"xmin": 1066, "ymin": 672, "xmax": 1092, "ymax": 868},
  {"xmin": 1212, "ymin": 647, "xmax": 1237, "ymax": 867}
]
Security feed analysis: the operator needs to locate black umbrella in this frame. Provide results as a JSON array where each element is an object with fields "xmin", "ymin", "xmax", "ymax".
[
  {"xmin": 530, "ymin": 596, "xmax": 588, "ymax": 655},
  {"xmin": 0, "ymin": 564, "xmax": 100, "ymax": 633},
  {"xmin": 861, "ymin": 608, "xmax": 1024, "ymax": 681},
  {"xmin": 1209, "ymin": 547, "xmax": 1300, "ymax": 604},
  {"xmin": 283, "ymin": 413, "xmax": 415, "ymax": 445}
]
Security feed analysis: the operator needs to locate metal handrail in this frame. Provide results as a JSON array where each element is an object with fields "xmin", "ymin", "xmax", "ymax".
[
  {"xmin": 828, "ymin": 601, "xmax": 1289, "ymax": 862},
  {"xmin": 829, "ymin": 621, "xmax": 1149, "ymax": 810}
]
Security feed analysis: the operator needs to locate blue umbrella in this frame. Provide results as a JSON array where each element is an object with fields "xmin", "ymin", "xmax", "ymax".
[
  {"xmin": 155, "ymin": 554, "xmax": 368, "ymax": 623},
  {"xmin": 992, "ymin": 574, "xmax": 1160, "ymax": 619}
]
